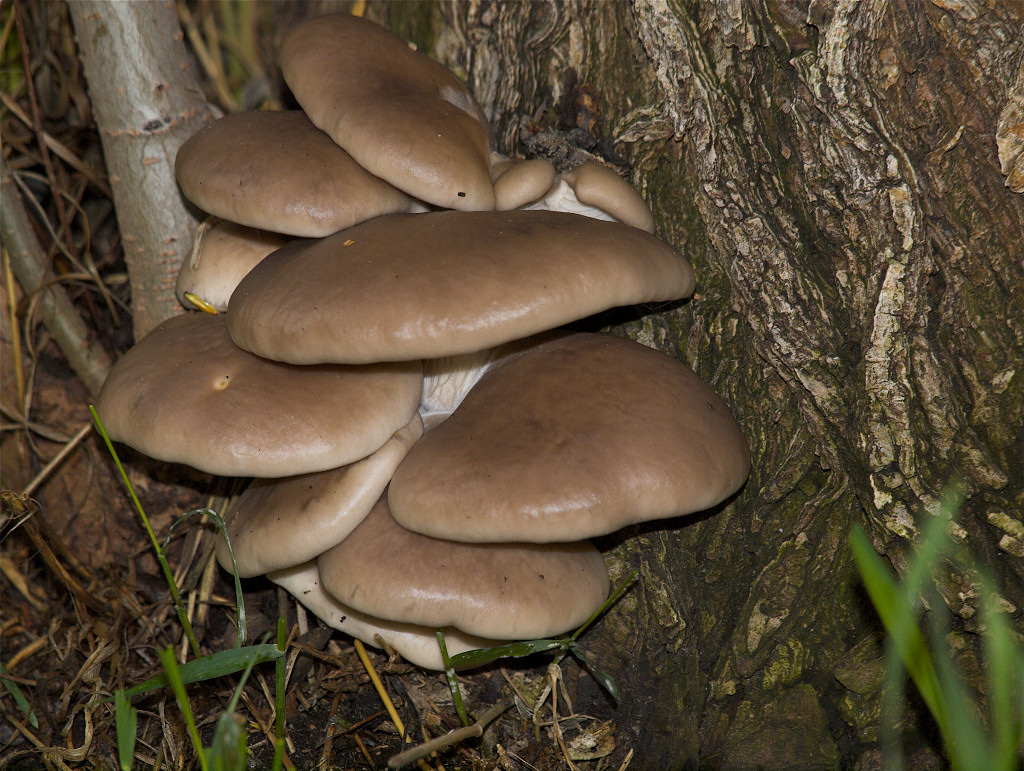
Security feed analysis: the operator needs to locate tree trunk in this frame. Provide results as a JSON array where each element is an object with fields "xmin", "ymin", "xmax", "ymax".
[
  {"xmin": 68, "ymin": 0, "xmax": 213, "ymax": 339},
  {"xmin": 363, "ymin": 2, "xmax": 1023, "ymax": 768}
]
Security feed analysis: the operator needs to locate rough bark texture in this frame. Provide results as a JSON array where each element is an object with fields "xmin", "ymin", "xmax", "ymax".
[
  {"xmin": 68, "ymin": 0, "xmax": 213, "ymax": 340},
  {"xmin": 362, "ymin": 2, "xmax": 1023, "ymax": 768}
]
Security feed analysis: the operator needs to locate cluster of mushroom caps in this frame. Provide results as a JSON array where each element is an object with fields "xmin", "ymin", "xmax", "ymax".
[{"xmin": 95, "ymin": 15, "xmax": 750, "ymax": 671}]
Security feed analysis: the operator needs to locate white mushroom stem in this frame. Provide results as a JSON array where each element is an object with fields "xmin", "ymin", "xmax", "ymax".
[
  {"xmin": 523, "ymin": 177, "xmax": 618, "ymax": 222},
  {"xmin": 177, "ymin": 217, "xmax": 291, "ymax": 312},
  {"xmin": 420, "ymin": 334, "xmax": 565, "ymax": 424},
  {"xmin": 420, "ymin": 348, "xmax": 505, "ymax": 424},
  {"xmin": 405, "ymin": 199, "xmax": 432, "ymax": 214},
  {"xmin": 517, "ymin": 161, "xmax": 656, "ymax": 231}
]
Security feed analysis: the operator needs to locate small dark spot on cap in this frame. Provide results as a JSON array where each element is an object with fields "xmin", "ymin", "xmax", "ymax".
[
  {"xmin": 539, "ymin": 574, "xmax": 545, "ymax": 579},
  {"xmin": 143, "ymin": 119, "xmax": 163, "ymax": 132},
  {"xmin": 457, "ymin": 191, "xmax": 466, "ymax": 197}
]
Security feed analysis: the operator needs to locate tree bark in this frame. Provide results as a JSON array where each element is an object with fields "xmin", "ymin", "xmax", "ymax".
[
  {"xmin": 365, "ymin": 2, "xmax": 1024, "ymax": 768},
  {"xmin": 67, "ymin": 0, "xmax": 213, "ymax": 339}
]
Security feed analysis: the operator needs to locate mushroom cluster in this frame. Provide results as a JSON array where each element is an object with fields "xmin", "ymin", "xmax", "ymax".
[{"xmin": 96, "ymin": 14, "xmax": 750, "ymax": 671}]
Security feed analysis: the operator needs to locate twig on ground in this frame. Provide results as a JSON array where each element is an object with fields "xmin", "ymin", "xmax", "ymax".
[
  {"xmin": 387, "ymin": 699, "xmax": 512, "ymax": 769},
  {"xmin": 1, "ymin": 491, "xmax": 107, "ymax": 614},
  {"xmin": 21, "ymin": 422, "xmax": 92, "ymax": 497},
  {"xmin": 354, "ymin": 639, "xmax": 436, "ymax": 771},
  {"xmin": 2, "ymin": 250, "xmax": 27, "ymax": 407}
]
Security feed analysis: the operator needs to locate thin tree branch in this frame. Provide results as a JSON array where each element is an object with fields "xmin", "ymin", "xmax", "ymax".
[{"xmin": 0, "ymin": 156, "xmax": 112, "ymax": 396}]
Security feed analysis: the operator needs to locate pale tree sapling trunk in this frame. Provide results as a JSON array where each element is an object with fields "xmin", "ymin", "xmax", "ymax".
[{"xmin": 68, "ymin": 0, "xmax": 213, "ymax": 340}]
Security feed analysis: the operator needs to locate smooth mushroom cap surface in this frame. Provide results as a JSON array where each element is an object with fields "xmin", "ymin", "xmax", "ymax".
[
  {"xmin": 95, "ymin": 313, "xmax": 423, "ymax": 477},
  {"xmin": 227, "ymin": 210, "xmax": 695, "ymax": 365},
  {"xmin": 318, "ymin": 494, "xmax": 609, "ymax": 640},
  {"xmin": 175, "ymin": 110, "xmax": 413, "ymax": 237},
  {"xmin": 280, "ymin": 14, "xmax": 494, "ymax": 211},
  {"xmin": 270, "ymin": 562, "xmax": 501, "ymax": 671},
  {"xmin": 561, "ymin": 162, "xmax": 656, "ymax": 233},
  {"xmin": 176, "ymin": 219, "xmax": 292, "ymax": 312},
  {"xmin": 216, "ymin": 414, "xmax": 423, "ymax": 578},
  {"xmin": 388, "ymin": 333, "xmax": 750, "ymax": 543},
  {"xmin": 491, "ymin": 156, "xmax": 557, "ymax": 211}
]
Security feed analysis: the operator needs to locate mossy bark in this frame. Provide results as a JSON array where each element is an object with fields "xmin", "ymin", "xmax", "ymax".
[{"xmin": 367, "ymin": 2, "xmax": 1024, "ymax": 768}]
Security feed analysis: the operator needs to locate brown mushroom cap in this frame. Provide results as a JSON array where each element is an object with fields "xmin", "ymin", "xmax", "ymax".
[
  {"xmin": 227, "ymin": 210, "xmax": 695, "ymax": 365},
  {"xmin": 176, "ymin": 219, "xmax": 292, "ymax": 312},
  {"xmin": 95, "ymin": 313, "xmax": 423, "ymax": 477},
  {"xmin": 271, "ymin": 562, "xmax": 501, "ymax": 671},
  {"xmin": 491, "ymin": 156, "xmax": 557, "ymax": 210},
  {"xmin": 318, "ymin": 494, "xmax": 609, "ymax": 640},
  {"xmin": 561, "ymin": 163, "xmax": 656, "ymax": 233},
  {"xmin": 175, "ymin": 110, "xmax": 413, "ymax": 237},
  {"xmin": 280, "ymin": 14, "xmax": 494, "ymax": 211},
  {"xmin": 388, "ymin": 333, "xmax": 750, "ymax": 543},
  {"xmin": 216, "ymin": 414, "xmax": 423, "ymax": 578}
]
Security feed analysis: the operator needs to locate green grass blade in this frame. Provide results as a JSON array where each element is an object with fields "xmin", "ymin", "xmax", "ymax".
[
  {"xmin": 437, "ymin": 630, "xmax": 470, "ymax": 726},
  {"xmin": 447, "ymin": 571, "xmax": 638, "ymax": 671},
  {"xmin": 924, "ymin": 586, "xmax": 982, "ymax": 770},
  {"xmin": 566, "ymin": 642, "xmax": 619, "ymax": 701},
  {"xmin": 852, "ymin": 484, "xmax": 1023, "ymax": 771},
  {"xmin": 272, "ymin": 617, "xmax": 287, "ymax": 771},
  {"xmin": 900, "ymin": 490, "xmax": 958, "ymax": 601},
  {"xmin": 89, "ymin": 405, "xmax": 201, "ymax": 659},
  {"xmin": 879, "ymin": 641, "xmax": 907, "ymax": 771},
  {"xmin": 571, "ymin": 570, "xmax": 638, "ymax": 642},
  {"xmin": 447, "ymin": 639, "xmax": 566, "ymax": 669},
  {"xmin": 849, "ymin": 526, "xmax": 951, "ymax": 740},
  {"xmin": 159, "ymin": 646, "xmax": 208, "ymax": 771},
  {"xmin": 223, "ymin": 648, "xmax": 258, "ymax": 715},
  {"xmin": 979, "ymin": 578, "xmax": 1024, "ymax": 770},
  {"xmin": 931, "ymin": 646, "xmax": 984, "ymax": 770},
  {"xmin": 170, "ymin": 507, "xmax": 247, "ymax": 647},
  {"xmin": 208, "ymin": 712, "xmax": 247, "ymax": 771},
  {"xmin": 120, "ymin": 643, "xmax": 284, "ymax": 699},
  {"xmin": 115, "ymin": 689, "xmax": 138, "ymax": 771},
  {"xmin": 207, "ymin": 507, "xmax": 247, "ymax": 648},
  {"xmin": 0, "ymin": 663, "xmax": 38, "ymax": 729},
  {"xmin": 207, "ymin": 651, "xmax": 258, "ymax": 771}
]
